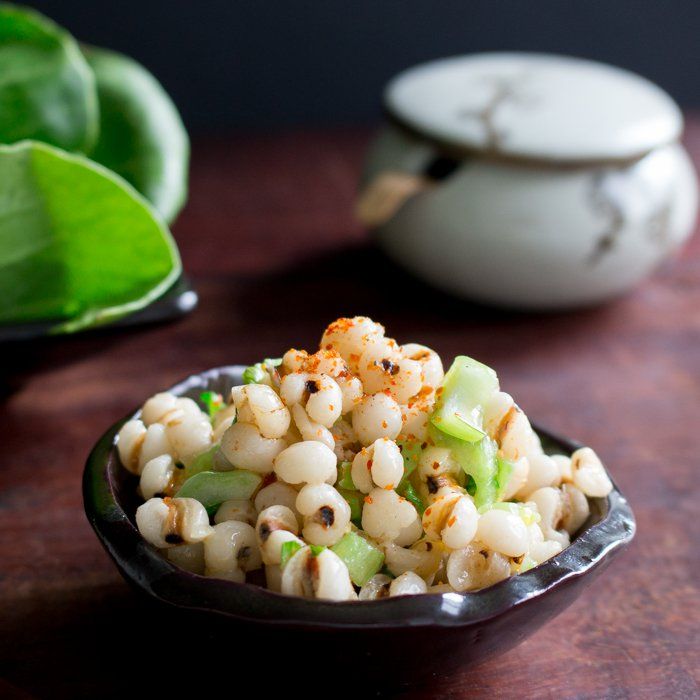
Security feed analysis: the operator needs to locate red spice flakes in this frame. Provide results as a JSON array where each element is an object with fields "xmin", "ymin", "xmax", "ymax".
[
  {"xmin": 447, "ymin": 516, "xmax": 457, "ymax": 527},
  {"xmin": 432, "ymin": 462, "xmax": 440, "ymax": 470},
  {"xmin": 326, "ymin": 318, "xmax": 355, "ymax": 334},
  {"xmin": 436, "ymin": 387, "xmax": 444, "ymax": 396},
  {"xmin": 425, "ymin": 508, "xmax": 432, "ymax": 517},
  {"xmin": 367, "ymin": 459, "xmax": 373, "ymax": 468},
  {"xmin": 384, "ymin": 484, "xmax": 394, "ymax": 490},
  {"xmin": 381, "ymin": 420, "xmax": 388, "ymax": 429},
  {"xmin": 328, "ymin": 404, "xmax": 334, "ymax": 411},
  {"xmin": 364, "ymin": 496, "xmax": 374, "ymax": 505}
]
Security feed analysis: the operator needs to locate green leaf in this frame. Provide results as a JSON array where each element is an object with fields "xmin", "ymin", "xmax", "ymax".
[
  {"xmin": 280, "ymin": 540, "xmax": 302, "ymax": 569},
  {"xmin": 0, "ymin": 4, "xmax": 98, "ymax": 152},
  {"xmin": 175, "ymin": 469, "xmax": 262, "ymax": 510},
  {"xmin": 0, "ymin": 140, "xmax": 180, "ymax": 332},
  {"xmin": 330, "ymin": 531, "xmax": 384, "ymax": 586},
  {"xmin": 84, "ymin": 45, "xmax": 189, "ymax": 223}
]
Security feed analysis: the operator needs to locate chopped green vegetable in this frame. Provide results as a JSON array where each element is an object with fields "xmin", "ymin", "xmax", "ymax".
[
  {"xmin": 176, "ymin": 470, "xmax": 261, "ymax": 510},
  {"xmin": 330, "ymin": 531, "xmax": 384, "ymax": 586},
  {"xmin": 336, "ymin": 461, "xmax": 355, "ymax": 490},
  {"xmin": 465, "ymin": 474, "xmax": 477, "ymax": 496},
  {"xmin": 242, "ymin": 363, "xmax": 266, "ymax": 384},
  {"xmin": 0, "ymin": 4, "xmax": 98, "ymax": 152},
  {"xmin": 398, "ymin": 438, "xmax": 422, "ymax": 479},
  {"xmin": 432, "ymin": 426, "xmax": 499, "ymax": 508},
  {"xmin": 183, "ymin": 445, "xmax": 219, "ymax": 479},
  {"xmin": 431, "ymin": 355, "xmax": 498, "ymax": 443},
  {"xmin": 280, "ymin": 540, "xmax": 302, "ymax": 568},
  {"xmin": 309, "ymin": 544, "xmax": 325, "ymax": 557},
  {"xmin": 0, "ymin": 141, "xmax": 181, "ymax": 332},
  {"xmin": 199, "ymin": 391, "xmax": 224, "ymax": 419},
  {"xmin": 242, "ymin": 358, "xmax": 281, "ymax": 385},
  {"xmin": 84, "ymin": 45, "xmax": 189, "ymax": 224},
  {"xmin": 338, "ymin": 488, "xmax": 363, "ymax": 526},
  {"xmin": 495, "ymin": 456, "xmax": 515, "ymax": 501},
  {"xmin": 397, "ymin": 480, "xmax": 425, "ymax": 516}
]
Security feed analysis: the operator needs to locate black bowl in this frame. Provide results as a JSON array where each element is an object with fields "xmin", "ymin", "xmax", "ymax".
[{"xmin": 84, "ymin": 366, "xmax": 635, "ymax": 685}]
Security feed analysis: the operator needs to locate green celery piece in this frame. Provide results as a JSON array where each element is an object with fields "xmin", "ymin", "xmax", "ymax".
[
  {"xmin": 465, "ymin": 474, "xmax": 477, "ymax": 497},
  {"xmin": 431, "ymin": 356, "xmax": 499, "ymax": 442},
  {"xmin": 242, "ymin": 363, "xmax": 266, "ymax": 384},
  {"xmin": 495, "ymin": 456, "xmax": 515, "ymax": 501},
  {"xmin": 280, "ymin": 540, "xmax": 302, "ymax": 568},
  {"xmin": 176, "ymin": 470, "xmax": 261, "ymax": 510},
  {"xmin": 330, "ymin": 531, "xmax": 384, "ymax": 586},
  {"xmin": 398, "ymin": 438, "xmax": 422, "ymax": 479},
  {"xmin": 338, "ymin": 488, "xmax": 363, "ymax": 526},
  {"xmin": 183, "ymin": 445, "xmax": 219, "ymax": 479},
  {"xmin": 435, "ymin": 427, "xmax": 499, "ymax": 507},
  {"xmin": 397, "ymin": 480, "xmax": 425, "ymax": 516},
  {"xmin": 0, "ymin": 5, "xmax": 98, "ymax": 152},
  {"xmin": 0, "ymin": 140, "xmax": 181, "ymax": 332},
  {"xmin": 84, "ymin": 45, "xmax": 189, "ymax": 224},
  {"xmin": 242, "ymin": 358, "xmax": 282, "ymax": 385},
  {"xmin": 336, "ymin": 462, "xmax": 354, "ymax": 490},
  {"xmin": 309, "ymin": 544, "xmax": 325, "ymax": 557},
  {"xmin": 199, "ymin": 391, "xmax": 224, "ymax": 420}
]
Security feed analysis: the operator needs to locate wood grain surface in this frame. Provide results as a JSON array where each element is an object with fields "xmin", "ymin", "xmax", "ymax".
[{"xmin": 1, "ymin": 123, "xmax": 699, "ymax": 699}]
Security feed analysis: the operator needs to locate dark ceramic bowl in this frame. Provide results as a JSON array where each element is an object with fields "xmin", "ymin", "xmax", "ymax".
[{"xmin": 84, "ymin": 366, "xmax": 635, "ymax": 685}]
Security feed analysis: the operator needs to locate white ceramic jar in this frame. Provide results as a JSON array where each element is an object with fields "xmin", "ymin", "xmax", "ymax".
[{"xmin": 358, "ymin": 53, "xmax": 698, "ymax": 309}]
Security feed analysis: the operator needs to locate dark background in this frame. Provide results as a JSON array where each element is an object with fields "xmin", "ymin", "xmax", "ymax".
[{"xmin": 28, "ymin": 0, "xmax": 700, "ymax": 133}]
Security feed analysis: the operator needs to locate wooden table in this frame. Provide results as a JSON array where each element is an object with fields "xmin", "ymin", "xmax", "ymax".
[{"xmin": 1, "ymin": 123, "xmax": 699, "ymax": 699}]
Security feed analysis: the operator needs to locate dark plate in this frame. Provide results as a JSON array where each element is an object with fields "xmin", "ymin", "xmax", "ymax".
[
  {"xmin": 0, "ymin": 275, "xmax": 198, "ymax": 342},
  {"xmin": 83, "ymin": 365, "xmax": 635, "ymax": 685}
]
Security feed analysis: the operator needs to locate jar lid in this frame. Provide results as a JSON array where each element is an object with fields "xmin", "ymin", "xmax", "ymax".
[{"xmin": 384, "ymin": 53, "xmax": 682, "ymax": 163}]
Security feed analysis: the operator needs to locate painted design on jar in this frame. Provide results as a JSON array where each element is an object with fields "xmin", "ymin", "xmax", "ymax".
[
  {"xmin": 458, "ymin": 74, "xmax": 536, "ymax": 151},
  {"xmin": 588, "ymin": 168, "xmax": 675, "ymax": 264},
  {"xmin": 587, "ymin": 170, "xmax": 626, "ymax": 264},
  {"xmin": 646, "ymin": 202, "xmax": 672, "ymax": 249}
]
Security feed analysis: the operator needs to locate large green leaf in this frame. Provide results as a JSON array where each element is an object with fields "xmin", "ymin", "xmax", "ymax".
[
  {"xmin": 0, "ymin": 141, "xmax": 181, "ymax": 333},
  {"xmin": 0, "ymin": 3, "xmax": 98, "ymax": 152},
  {"xmin": 85, "ymin": 46, "xmax": 189, "ymax": 224}
]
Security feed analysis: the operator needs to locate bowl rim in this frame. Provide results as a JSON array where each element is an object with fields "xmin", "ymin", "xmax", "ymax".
[{"xmin": 83, "ymin": 365, "xmax": 636, "ymax": 629}]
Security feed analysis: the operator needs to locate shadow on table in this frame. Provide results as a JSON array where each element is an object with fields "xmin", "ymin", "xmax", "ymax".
[{"xmin": 227, "ymin": 240, "xmax": 623, "ymax": 339}]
